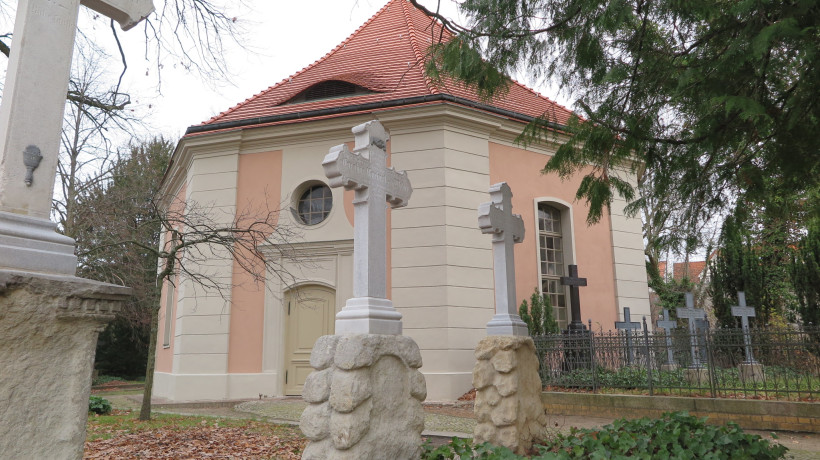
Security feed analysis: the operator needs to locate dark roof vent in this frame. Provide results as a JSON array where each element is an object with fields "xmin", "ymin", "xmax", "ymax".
[{"xmin": 284, "ymin": 80, "xmax": 372, "ymax": 104}]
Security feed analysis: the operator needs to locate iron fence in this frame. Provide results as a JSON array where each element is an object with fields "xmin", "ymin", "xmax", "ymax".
[{"xmin": 532, "ymin": 322, "xmax": 820, "ymax": 400}]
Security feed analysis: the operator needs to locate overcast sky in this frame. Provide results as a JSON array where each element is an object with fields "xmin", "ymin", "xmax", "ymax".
[
  {"xmin": 89, "ymin": 0, "xmax": 465, "ymax": 141},
  {"xmin": 0, "ymin": 0, "xmax": 566, "ymax": 143}
]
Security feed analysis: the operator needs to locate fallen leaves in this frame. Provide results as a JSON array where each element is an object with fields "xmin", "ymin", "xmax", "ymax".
[{"xmin": 85, "ymin": 412, "xmax": 306, "ymax": 459}]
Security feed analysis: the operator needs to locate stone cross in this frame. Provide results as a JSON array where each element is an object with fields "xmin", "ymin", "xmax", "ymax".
[
  {"xmin": 323, "ymin": 120, "xmax": 412, "ymax": 335},
  {"xmin": 732, "ymin": 291, "xmax": 758, "ymax": 364},
  {"xmin": 0, "ymin": 0, "xmax": 154, "ymax": 275},
  {"xmin": 615, "ymin": 307, "xmax": 641, "ymax": 365},
  {"xmin": 657, "ymin": 309, "xmax": 678, "ymax": 367},
  {"xmin": 478, "ymin": 182, "xmax": 528, "ymax": 336},
  {"xmin": 561, "ymin": 265, "xmax": 588, "ymax": 332},
  {"xmin": 676, "ymin": 292, "xmax": 706, "ymax": 368}
]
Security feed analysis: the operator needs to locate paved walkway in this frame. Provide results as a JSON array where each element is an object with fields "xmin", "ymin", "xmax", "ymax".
[{"xmin": 106, "ymin": 393, "xmax": 820, "ymax": 459}]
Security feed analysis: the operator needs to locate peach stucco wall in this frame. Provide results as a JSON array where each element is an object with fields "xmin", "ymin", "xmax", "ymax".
[
  {"xmin": 228, "ymin": 150, "xmax": 283, "ymax": 373},
  {"xmin": 489, "ymin": 142, "xmax": 618, "ymax": 329},
  {"xmin": 156, "ymin": 183, "xmax": 186, "ymax": 373}
]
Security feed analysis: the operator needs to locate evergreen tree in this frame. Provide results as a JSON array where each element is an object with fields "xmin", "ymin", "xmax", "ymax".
[
  {"xmin": 519, "ymin": 288, "xmax": 561, "ymax": 335},
  {"xmin": 792, "ymin": 219, "xmax": 820, "ymax": 326},
  {"xmin": 519, "ymin": 300, "xmax": 533, "ymax": 333},
  {"xmin": 412, "ymin": 0, "xmax": 819, "ymax": 229}
]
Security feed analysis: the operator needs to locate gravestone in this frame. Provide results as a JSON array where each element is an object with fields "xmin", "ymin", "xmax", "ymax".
[
  {"xmin": 615, "ymin": 307, "xmax": 641, "ymax": 365},
  {"xmin": 559, "ymin": 265, "xmax": 591, "ymax": 371},
  {"xmin": 656, "ymin": 309, "xmax": 678, "ymax": 371},
  {"xmin": 0, "ymin": 2, "xmax": 152, "ymax": 459},
  {"xmin": 322, "ymin": 121, "xmax": 412, "ymax": 335},
  {"xmin": 732, "ymin": 291, "xmax": 764, "ymax": 380},
  {"xmin": 477, "ymin": 182, "xmax": 527, "ymax": 336},
  {"xmin": 300, "ymin": 121, "xmax": 425, "ymax": 460},
  {"xmin": 676, "ymin": 293, "xmax": 708, "ymax": 384},
  {"xmin": 473, "ymin": 182, "xmax": 546, "ymax": 454},
  {"xmin": 561, "ymin": 265, "xmax": 588, "ymax": 332}
]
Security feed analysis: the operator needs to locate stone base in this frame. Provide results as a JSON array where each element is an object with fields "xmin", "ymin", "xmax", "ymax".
[
  {"xmin": 684, "ymin": 367, "xmax": 710, "ymax": 385},
  {"xmin": 0, "ymin": 211, "xmax": 78, "ymax": 275},
  {"xmin": 660, "ymin": 363, "xmax": 680, "ymax": 372},
  {"xmin": 739, "ymin": 362, "xmax": 764, "ymax": 381},
  {"xmin": 0, "ymin": 270, "xmax": 129, "ymax": 460},
  {"xmin": 473, "ymin": 336, "xmax": 547, "ymax": 454},
  {"xmin": 334, "ymin": 297, "xmax": 402, "ymax": 335},
  {"xmin": 299, "ymin": 334, "xmax": 426, "ymax": 460}
]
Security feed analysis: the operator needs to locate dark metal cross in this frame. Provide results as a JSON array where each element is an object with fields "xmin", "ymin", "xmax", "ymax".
[
  {"xmin": 657, "ymin": 309, "xmax": 678, "ymax": 366},
  {"xmin": 561, "ymin": 264, "xmax": 587, "ymax": 332},
  {"xmin": 615, "ymin": 307, "xmax": 641, "ymax": 364},
  {"xmin": 732, "ymin": 291, "xmax": 758, "ymax": 364},
  {"xmin": 676, "ymin": 292, "xmax": 706, "ymax": 368}
]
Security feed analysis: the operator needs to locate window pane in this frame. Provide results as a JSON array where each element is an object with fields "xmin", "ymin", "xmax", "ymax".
[{"xmin": 297, "ymin": 184, "xmax": 333, "ymax": 225}]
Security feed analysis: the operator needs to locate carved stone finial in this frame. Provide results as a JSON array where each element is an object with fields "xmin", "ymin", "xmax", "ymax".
[{"xmin": 22, "ymin": 145, "xmax": 43, "ymax": 186}]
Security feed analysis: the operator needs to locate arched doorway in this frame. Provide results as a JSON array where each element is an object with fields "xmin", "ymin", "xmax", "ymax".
[{"xmin": 284, "ymin": 285, "xmax": 336, "ymax": 395}]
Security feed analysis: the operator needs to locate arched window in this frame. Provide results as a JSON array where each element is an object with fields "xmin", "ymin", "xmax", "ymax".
[{"xmin": 538, "ymin": 203, "xmax": 568, "ymax": 328}]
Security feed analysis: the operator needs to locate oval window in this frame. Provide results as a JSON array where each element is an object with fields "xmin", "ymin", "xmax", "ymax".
[{"xmin": 296, "ymin": 184, "xmax": 333, "ymax": 225}]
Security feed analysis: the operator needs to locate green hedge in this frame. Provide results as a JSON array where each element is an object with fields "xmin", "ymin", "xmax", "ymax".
[{"xmin": 422, "ymin": 412, "xmax": 787, "ymax": 459}]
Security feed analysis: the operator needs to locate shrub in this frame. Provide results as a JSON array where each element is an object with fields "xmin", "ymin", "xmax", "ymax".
[
  {"xmin": 520, "ymin": 288, "xmax": 561, "ymax": 336},
  {"xmin": 422, "ymin": 412, "xmax": 788, "ymax": 459},
  {"xmin": 88, "ymin": 395, "xmax": 112, "ymax": 415}
]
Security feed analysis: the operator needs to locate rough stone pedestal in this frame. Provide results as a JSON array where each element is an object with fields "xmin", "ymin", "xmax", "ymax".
[
  {"xmin": 660, "ymin": 363, "xmax": 680, "ymax": 372},
  {"xmin": 299, "ymin": 334, "xmax": 427, "ymax": 460},
  {"xmin": 473, "ymin": 336, "xmax": 547, "ymax": 454},
  {"xmin": 739, "ymin": 363, "xmax": 764, "ymax": 381},
  {"xmin": 684, "ymin": 367, "xmax": 710, "ymax": 385},
  {"xmin": 0, "ymin": 271, "xmax": 129, "ymax": 460}
]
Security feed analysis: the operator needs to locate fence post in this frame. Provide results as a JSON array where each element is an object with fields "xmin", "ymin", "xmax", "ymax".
[
  {"xmin": 643, "ymin": 317, "xmax": 653, "ymax": 397},
  {"xmin": 705, "ymin": 325, "xmax": 716, "ymax": 398},
  {"xmin": 588, "ymin": 319, "xmax": 597, "ymax": 392}
]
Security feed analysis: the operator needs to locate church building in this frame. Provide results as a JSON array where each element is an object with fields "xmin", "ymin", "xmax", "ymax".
[{"xmin": 153, "ymin": 0, "xmax": 650, "ymax": 402}]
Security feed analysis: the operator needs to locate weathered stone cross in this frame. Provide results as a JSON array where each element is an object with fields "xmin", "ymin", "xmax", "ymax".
[
  {"xmin": 657, "ymin": 309, "xmax": 678, "ymax": 367},
  {"xmin": 615, "ymin": 307, "xmax": 641, "ymax": 365},
  {"xmin": 676, "ymin": 292, "xmax": 706, "ymax": 368},
  {"xmin": 0, "ymin": 0, "xmax": 154, "ymax": 275},
  {"xmin": 732, "ymin": 291, "xmax": 758, "ymax": 364},
  {"xmin": 323, "ymin": 120, "xmax": 412, "ymax": 335},
  {"xmin": 561, "ymin": 265, "xmax": 588, "ymax": 332},
  {"xmin": 478, "ymin": 182, "xmax": 528, "ymax": 336}
]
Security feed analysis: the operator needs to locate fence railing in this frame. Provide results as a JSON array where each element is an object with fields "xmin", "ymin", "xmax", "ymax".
[{"xmin": 532, "ymin": 323, "xmax": 820, "ymax": 401}]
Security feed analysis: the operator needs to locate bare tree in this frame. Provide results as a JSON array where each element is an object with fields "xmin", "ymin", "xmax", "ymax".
[
  {"xmin": 55, "ymin": 44, "xmax": 144, "ymax": 238},
  {"xmin": 75, "ymin": 137, "xmax": 301, "ymax": 420}
]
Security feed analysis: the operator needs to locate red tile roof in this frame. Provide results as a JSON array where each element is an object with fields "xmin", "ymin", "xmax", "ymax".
[
  {"xmin": 673, "ymin": 261, "xmax": 708, "ymax": 282},
  {"xmin": 187, "ymin": 0, "xmax": 573, "ymax": 136}
]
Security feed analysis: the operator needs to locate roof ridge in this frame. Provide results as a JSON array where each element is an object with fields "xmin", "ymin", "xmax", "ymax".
[
  {"xmin": 400, "ymin": 0, "xmax": 438, "ymax": 94},
  {"xmin": 202, "ymin": 0, "xmax": 400, "ymax": 125}
]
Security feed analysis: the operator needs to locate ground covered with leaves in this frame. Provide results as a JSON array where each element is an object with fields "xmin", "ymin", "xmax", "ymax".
[{"xmin": 84, "ymin": 410, "xmax": 306, "ymax": 459}]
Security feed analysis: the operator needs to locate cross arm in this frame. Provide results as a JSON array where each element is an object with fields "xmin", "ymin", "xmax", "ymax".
[
  {"xmin": 385, "ymin": 170, "xmax": 412, "ymax": 208},
  {"xmin": 323, "ymin": 144, "xmax": 368, "ymax": 190},
  {"xmin": 81, "ymin": 0, "xmax": 155, "ymax": 31},
  {"xmin": 478, "ymin": 202, "xmax": 504, "ymax": 236}
]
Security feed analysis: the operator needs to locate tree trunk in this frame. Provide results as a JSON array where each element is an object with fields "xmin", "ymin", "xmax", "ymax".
[{"xmin": 138, "ymin": 303, "xmax": 160, "ymax": 421}]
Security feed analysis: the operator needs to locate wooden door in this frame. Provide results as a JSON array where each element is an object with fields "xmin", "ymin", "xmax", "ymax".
[{"xmin": 284, "ymin": 285, "xmax": 335, "ymax": 395}]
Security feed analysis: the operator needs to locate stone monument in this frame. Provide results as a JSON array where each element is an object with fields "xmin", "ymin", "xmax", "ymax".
[
  {"xmin": 477, "ymin": 182, "xmax": 528, "ymax": 336},
  {"xmin": 676, "ymin": 293, "xmax": 708, "ymax": 384},
  {"xmin": 472, "ymin": 182, "xmax": 547, "ymax": 454},
  {"xmin": 0, "ymin": 1, "xmax": 154, "ymax": 459},
  {"xmin": 615, "ymin": 307, "xmax": 641, "ymax": 365},
  {"xmin": 299, "ymin": 121, "xmax": 425, "ymax": 460},
  {"xmin": 656, "ymin": 309, "xmax": 679, "ymax": 371},
  {"xmin": 732, "ymin": 291, "xmax": 764, "ymax": 381}
]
